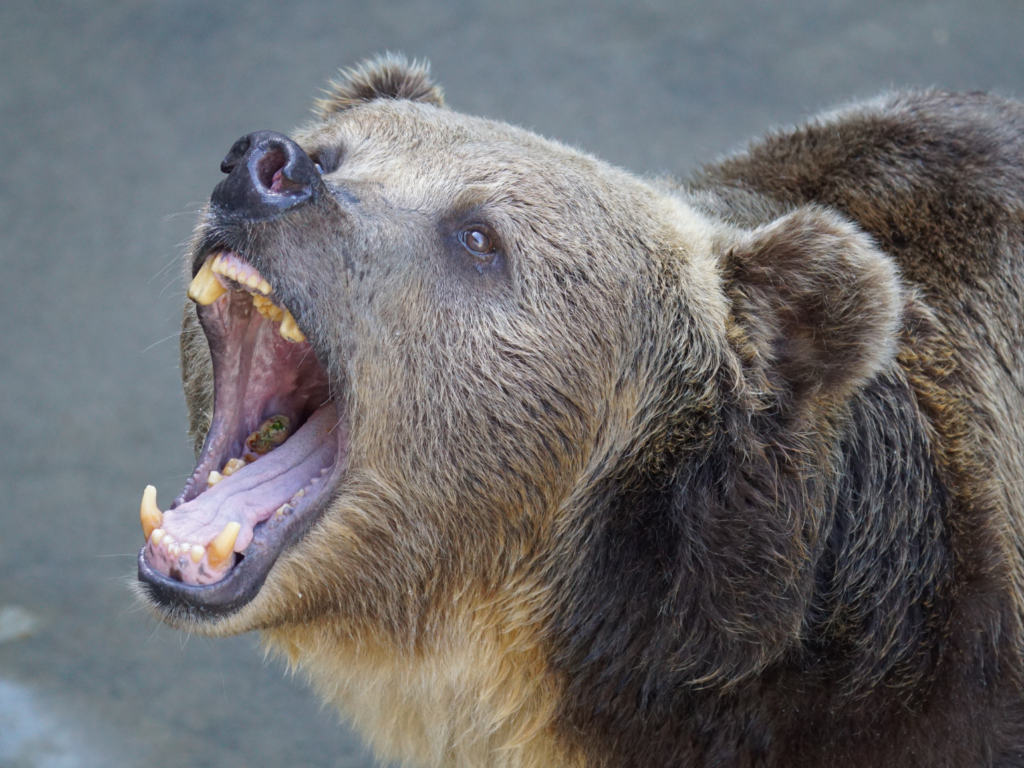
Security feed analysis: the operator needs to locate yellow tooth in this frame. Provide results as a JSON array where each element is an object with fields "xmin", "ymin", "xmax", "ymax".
[
  {"xmin": 222, "ymin": 457, "xmax": 246, "ymax": 476},
  {"xmin": 207, "ymin": 522, "xmax": 241, "ymax": 569},
  {"xmin": 226, "ymin": 264, "xmax": 239, "ymax": 281},
  {"xmin": 190, "ymin": 544, "xmax": 206, "ymax": 563},
  {"xmin": 279, "ymin": 311, "xmax": 306, "ymax": 343},
  {"xmin": 187, "ymin": 259, "xmax": 228, "ymax": 306},
  {"xmin": 257, "ymin": 279, "xmax": 272, "ymax": 295},
  {"xmin": 140, "ymin": 485, "xmax": 163, "ymax": 541},
  {"xmin": 245, "ymin": 274, "xmax": 260, "ymax": 290},
  {"xmin": 207, "ymin": 470, "xmax": 224, "ymax": 487},
  {"xmin": 150, "ymin": 528, "xmax": 165, "ymax": 546}
]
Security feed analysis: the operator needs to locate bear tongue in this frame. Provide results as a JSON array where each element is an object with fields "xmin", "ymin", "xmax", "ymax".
[{"xmin": 145, "ymin": 405, "xmax": 337, "ymax": 585}]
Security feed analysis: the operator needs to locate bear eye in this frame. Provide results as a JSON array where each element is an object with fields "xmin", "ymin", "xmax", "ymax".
[{"xmin": 460, "ymin": 227, "xmax": 496, "ymax": 257}]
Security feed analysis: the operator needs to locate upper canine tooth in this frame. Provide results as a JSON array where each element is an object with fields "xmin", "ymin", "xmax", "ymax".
[
  {"xmin": 140, "ymin": 485, "xmax": 163, "ymax": 541},
  {"xmin": 279, "ymin": 311, "xmax": 306, "ymax": 343},
  {"xmin": 187, "ymin": 259, "xmax": 228, "ymax": 306}
]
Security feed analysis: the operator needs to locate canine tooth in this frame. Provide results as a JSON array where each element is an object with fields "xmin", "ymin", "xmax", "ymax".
[
  {"xmin": 207, "ymin": 470, "xmax": 224, "ymax": 487},
  {"xmin": 140, "ymin": 485, "xmax": 163, "ymax": 541},
  {"xmin": 190, "ymin": 545, "xmax": 205, "ymax": 563},
  {"xmin": 207, "ymin": 522, "xmax": 241, "ymax": 569},
  {"xmin": 222, "ymin": 457, "xmax": 246, "ymax": 476},
  {"xmin": 257, "ymin": 279, "xmax": 272, "ymax": 295},
  {"xmin": 187, "ymin": 259, "xmax": 228, "ymax": 306},
  {"xmin": 151, "ymin": 528, "xmax": 165, "ymax": 546},
  {"xmin": 279, "ymin": 311, "xmax": 306, "ymax": 343}
]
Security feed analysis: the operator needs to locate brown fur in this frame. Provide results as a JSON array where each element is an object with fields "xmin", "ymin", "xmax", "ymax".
[{"xmin": 149, "ymin": 60, "xmax": 1024, "ymax": 766}]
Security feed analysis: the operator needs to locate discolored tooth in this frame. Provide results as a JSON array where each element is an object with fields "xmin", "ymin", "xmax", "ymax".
[
  {"xmin": 190, "ymin": 544, "xmax": 205, "ymax": 563},
  {"xmin": 222, "ymin": 457, "xmax": 246, "ymax": 476},
  {"xmin": 150, "ymin": 528, "xmax": 165, "ymax": 546},
  {"xmin": 207, "ymin": 522, "xmax": 241, "ymax": 569},
  {"xmin": 279, "ymin": 311, "xmax": 306, "ymax": 343},
  {"xmin": 207, "ymin": 470, "xmax": 224, "ymax": 487},
  {"xmin": 187, "ymin": 259, "xmax": 228, "ymax": 306},
  {"xmin": 245, "ymin": 274, "xmax": 260, "ymax": 290},
  {"xmin": 225, "ymin": 264, "xmax": 239, "ymax": 281},
  {"xmin": 257, "ymin": 279, "xmax": 272, "ymax": 295},
  {"xmin": 140, "ymin": 485, "xmax": 163, "ymax": 541}
]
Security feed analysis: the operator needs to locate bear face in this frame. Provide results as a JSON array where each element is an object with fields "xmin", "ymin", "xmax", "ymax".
[{"xmin": 137, "ymin": 58, "xmax": 1023, "ymax": 768}]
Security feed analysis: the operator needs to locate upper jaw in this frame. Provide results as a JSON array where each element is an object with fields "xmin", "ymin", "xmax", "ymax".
[{"xmin": 137, "ymin": 247, "xmax": 349, "ymax": 619}]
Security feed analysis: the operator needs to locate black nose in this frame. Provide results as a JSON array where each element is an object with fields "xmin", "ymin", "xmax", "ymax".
[{"xmin": 210, "ymin": 131, "xmax": 319, "ymax": 218}]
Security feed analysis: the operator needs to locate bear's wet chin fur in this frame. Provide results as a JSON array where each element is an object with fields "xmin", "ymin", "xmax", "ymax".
[{"xmin": 139, "ymin": 56, "xmax": 1024, "ymax": 767}]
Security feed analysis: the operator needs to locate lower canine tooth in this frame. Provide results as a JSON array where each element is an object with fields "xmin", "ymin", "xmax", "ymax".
[
  {"xmin": 279, "ymin": 311, "xmax": 306, "ymax": 343},
  {"xmin": 140, "ymin": 485, "xmax": 163, "ymax": 541},
  {"xmin": 207, "ymin": 522, "xmax": 241, "ymax": 569},
  {"xmin": 187, "ymin": 258, "xmax": 228, "ymax": 306}
]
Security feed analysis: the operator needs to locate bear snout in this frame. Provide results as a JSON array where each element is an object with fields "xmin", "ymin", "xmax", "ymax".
[{"xmin": 211, "ymin": 130, "xmax": 320, "ymax": 219}]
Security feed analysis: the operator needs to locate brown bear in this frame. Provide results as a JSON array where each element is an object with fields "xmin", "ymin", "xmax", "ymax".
[{"xmin": 136, "ymin": 56, "xmax": 1024, "ymax": 767}]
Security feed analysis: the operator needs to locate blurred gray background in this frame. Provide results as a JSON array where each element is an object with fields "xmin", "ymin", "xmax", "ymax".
[{"xmin": 2, "ymin": 1, "xmax": 1024, "ymax": 766}]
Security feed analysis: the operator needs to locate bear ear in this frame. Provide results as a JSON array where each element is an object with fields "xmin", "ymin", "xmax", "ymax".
[
  {"xmin": 725, "ymin": 206, "xmax": 903, "ymax": 407},
  {"xmin": 314, "ymin": 54, "xmax": 445, "ymax": 118}
]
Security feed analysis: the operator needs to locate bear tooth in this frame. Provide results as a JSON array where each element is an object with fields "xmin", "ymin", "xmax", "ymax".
[
  {"xmin": 150, "ymin": 528, "xmax": 165, "ymax": 546},
  {"xmin": 187, "ymin": 259, "xmax": 228, "ymax": 306},
  {"xmin": 245, "ymin": 274, "xmax": 260, "ymax": 290},
  {"xmin": 140, "ymin": 485, "xmax": 163, "ymax": 541},
  {"xmin": 257, "ymin": 279, "xmax": 272, "ymax": 295},
  {"xmin": 207, "ymin": 470, "xmax": 224, "ymax": 487},
  {"xmin": 279, "ymin": 311, "xmax": 306, "ymax": 343},
  {"xmin": 207, "ymin": 522, "xmax": 241, "ymax": 570},
  {"xmin": 221, "ymin": 458, "xmax": 246, "ymax": 476},
  {"xmin": 190, "ymin": 545, "xmax": 205, "ymax": 563}
]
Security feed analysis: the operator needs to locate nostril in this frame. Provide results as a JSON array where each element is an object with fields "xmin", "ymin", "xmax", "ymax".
[{"xmin": 255, "ymin": 148, "xmax": 287, "ymax": 191}]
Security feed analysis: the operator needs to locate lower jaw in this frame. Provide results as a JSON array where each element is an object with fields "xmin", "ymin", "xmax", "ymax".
[{"xmin": 138, "ymin": 400, "xmax": 347, "ymax": 618}]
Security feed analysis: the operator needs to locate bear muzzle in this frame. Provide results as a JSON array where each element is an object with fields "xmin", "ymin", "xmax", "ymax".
[{"xmin": 211, "ymin": 130, "xmax": 321, "ymax": 219}]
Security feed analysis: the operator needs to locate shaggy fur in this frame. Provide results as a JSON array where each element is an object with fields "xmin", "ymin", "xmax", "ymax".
[{"xmin": 148, "ymin": 58, "xmax": 1024, "ymax": 767}]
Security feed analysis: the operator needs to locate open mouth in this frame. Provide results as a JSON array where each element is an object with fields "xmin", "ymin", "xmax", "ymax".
[{"xmin": 137, "ymin": 250, "xmax": 347, "ymax": 616}]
